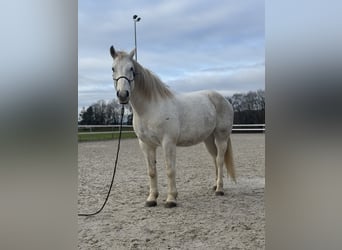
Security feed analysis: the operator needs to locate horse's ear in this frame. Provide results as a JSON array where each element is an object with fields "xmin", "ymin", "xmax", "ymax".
[
  {"xmin": 110, "ymin": 46, "xmax": 117, "ymax": 59},
  {"xmin": 129, "ymin": 48, "xmax": 135, "ymax": 59}
]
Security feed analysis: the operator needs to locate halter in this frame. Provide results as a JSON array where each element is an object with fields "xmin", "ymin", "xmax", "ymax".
[
  {"xmin": 114, "ymin": 75, "xmax": 135, "ymax": 84},
  {"xmin": 114, "ymin": 70, "xmax": 137, "ymax": 84}
]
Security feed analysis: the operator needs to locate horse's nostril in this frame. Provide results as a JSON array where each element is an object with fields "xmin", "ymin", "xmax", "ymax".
[{"xmin": 117, "ymin": 90, "xmax": 129, "ymax": 99}]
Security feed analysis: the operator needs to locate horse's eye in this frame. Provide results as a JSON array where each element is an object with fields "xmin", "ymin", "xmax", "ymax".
[
  {"xmin": 112, "ymin": 67, "xmax": 115, "ymax": 72},
  {"xmin": 131, "ymin": 67, "xmax": 136, "ymax": 77}
]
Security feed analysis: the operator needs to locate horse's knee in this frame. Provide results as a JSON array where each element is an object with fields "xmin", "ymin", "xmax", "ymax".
[
  {"xmin": 149, "ymin": 170, "xmax": 156, "ymax": 178},
  {"xmin": 166, "ymin": 168, "xmax": 176, "ymax": 179}
]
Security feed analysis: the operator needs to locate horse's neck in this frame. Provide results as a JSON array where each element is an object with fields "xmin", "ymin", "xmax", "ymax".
[
  {"xmin": 129, "ymin": 91, "xmax": 152, "ymax": 116},
  {"xmin": 130, "ymin": 71, "xmax": 155, "ymax": 116},
  {"xmin": 130, "ymin": 64, "xmax": 173, "ymax": 116}
]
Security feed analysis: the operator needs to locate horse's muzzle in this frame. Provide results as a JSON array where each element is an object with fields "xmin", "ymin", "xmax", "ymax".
[{"xmin": 117, "ymin": 90, "xmax": 129, "ymax": 104}]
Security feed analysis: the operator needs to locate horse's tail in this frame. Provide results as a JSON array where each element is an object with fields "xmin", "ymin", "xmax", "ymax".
[{"xmin": 225, "ymin": 137, "xmax": 236, "ymax": 183}]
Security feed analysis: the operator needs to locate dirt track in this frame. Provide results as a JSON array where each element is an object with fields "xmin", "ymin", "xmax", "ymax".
[{"xmin": 78, "ymin": 134, "xmax": 265, "ymax": 249}]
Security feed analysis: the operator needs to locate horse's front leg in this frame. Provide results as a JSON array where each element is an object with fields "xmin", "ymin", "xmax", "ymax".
[
  {"xmin": 162, "ymin": 139, "xmax": 178, "ymax": 208},
  {"xmin": 139, "ymin": 140, "xmax": 158, "ymax": 207}
]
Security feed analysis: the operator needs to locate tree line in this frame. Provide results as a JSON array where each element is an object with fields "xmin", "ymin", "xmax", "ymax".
[
  {"xmin": 78, "ymin": 89, "xmax": 265, "ymax": 125},
  {"xmin": 78, "ymin": 100, "xmax": 133, "ymax": 125},
  {"xmin": 226, "ymin": 89, "xmax": 265, "ymax": 124}
]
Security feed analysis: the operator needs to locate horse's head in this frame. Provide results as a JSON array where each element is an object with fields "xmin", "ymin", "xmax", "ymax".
[{"xmin": 110, "ymin": 46, "xmax": 136, "ymax": 104}]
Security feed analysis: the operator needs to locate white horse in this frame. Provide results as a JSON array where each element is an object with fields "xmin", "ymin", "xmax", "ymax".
[{"xmin": 110, "ymin": 46, "xmax": 236, "ymax": 208}]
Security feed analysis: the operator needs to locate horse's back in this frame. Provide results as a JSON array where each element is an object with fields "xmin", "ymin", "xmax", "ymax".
[
  {"xmin": 175, "ymin": 91, "xmax": 233, "ymax": 146},
  {"xmin": 177, "ymin": 90, "xmax": 233, "ymax": 123}
]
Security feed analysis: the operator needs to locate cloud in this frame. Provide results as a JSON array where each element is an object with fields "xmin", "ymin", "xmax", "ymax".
[
  {"xmin": 78, "ymin": 0, "xmax": 264, "ymax": 111},
  {"xmin": 167, "ymin": 62, "xmax": 264, "ymax": 95}
]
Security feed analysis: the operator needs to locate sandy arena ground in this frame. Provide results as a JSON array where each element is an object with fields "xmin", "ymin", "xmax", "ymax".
[{"xmin": 78, "ymin": 134, "xmax": 265, "ymax": 249}]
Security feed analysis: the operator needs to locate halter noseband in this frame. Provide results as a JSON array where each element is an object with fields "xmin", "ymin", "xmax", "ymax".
[{"xmin": 114, "ymin": 75, "xmax": 135, "ymax": 84}]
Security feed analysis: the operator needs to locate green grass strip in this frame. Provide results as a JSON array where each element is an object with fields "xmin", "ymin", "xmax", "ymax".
[{"xmin": 78, "ymin": 132, "xmax": 137, "ymax": 142}]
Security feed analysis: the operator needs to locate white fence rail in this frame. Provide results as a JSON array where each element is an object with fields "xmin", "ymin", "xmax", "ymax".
[
  {"xmin": 231, "ymin": 124, "xmax": 265, "ymax": 133},
  {"xmin": 78, "ymin": 124, "xmax": 265, "ymax": 134}
]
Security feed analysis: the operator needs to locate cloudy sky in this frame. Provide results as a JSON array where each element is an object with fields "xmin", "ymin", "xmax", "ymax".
[{"xmin": 78, "ymin": 0, "xmax": 264, "ymax": 112}]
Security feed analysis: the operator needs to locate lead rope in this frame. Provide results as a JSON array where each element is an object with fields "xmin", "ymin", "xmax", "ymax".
[{"xmin": 78, "ymin": 105, "xmax": 125, "ymax": 216}]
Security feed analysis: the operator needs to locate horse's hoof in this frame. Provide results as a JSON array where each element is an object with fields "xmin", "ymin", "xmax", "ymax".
[
  {"xmin": 212, "ymin": 185, "xmax": 217, "ymax": 191},
  {"xmin": 215, "ymin": 191, "xmax": 224, "ymax": 196},
  {"xmin": 165, "ymin": 201, "xmax": 177, "ymax": 208},
  {"xmin": 145, "ymin": 201, "xmax": 157, "ymax": 207}
]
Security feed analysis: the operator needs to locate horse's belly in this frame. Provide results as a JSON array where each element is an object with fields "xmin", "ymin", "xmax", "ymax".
[
  {"xmin": 176, "ymin": 98, "xmax": 216, "ymax": 146},
  {"xmin": 176, "ymin": 135, "xmax": 210, "ymax": 146},
  {"xmin": 177, "ymin": 119, "xmax": 215, "ymax": 146}
]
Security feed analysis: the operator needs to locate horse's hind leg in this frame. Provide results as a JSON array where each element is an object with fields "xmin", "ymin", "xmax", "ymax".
[
  {"xmin": 214, "ymin": 136, "xmax": 228, "ymax": 196},
  {"xmin": 204, "ymin": 134, "xmax": 218, "ymax": 190},
  {"xmin": 139, "ymin": 140, "xmax": 158, "ymax": 207}
]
